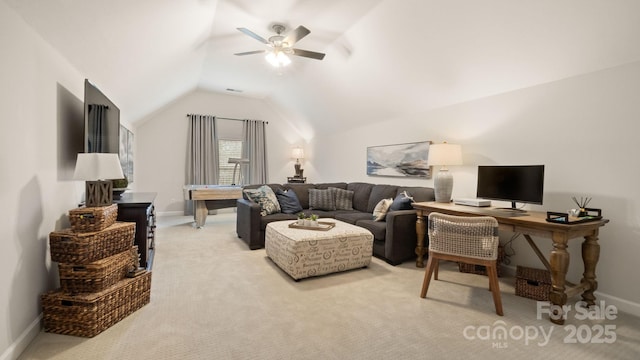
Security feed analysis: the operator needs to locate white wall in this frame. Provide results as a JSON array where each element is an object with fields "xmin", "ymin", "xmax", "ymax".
[
  {"xmin": 0, "ymin": 3, "xmax": 86, "ymax": 359},
  {"xmin": 135, "ymin": 89, "xmax": 302, "ymax": 215},
  {"xmin": 311, "ymin": 61, "xmax": 640, "ymax": 314}
]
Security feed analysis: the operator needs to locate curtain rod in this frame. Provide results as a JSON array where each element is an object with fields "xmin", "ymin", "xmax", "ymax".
[{"xmin": 186, "ymin": 114, "xmax": 268, "ymax": 124}]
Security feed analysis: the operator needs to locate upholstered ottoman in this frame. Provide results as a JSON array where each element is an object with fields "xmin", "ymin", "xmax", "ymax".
[{"xmin": 265, "ymin": 220, "xmax": 374, "ymax": 280}]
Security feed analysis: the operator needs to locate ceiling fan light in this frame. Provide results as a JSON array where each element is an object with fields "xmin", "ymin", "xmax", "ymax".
[
  {"xmin": 277, "ymin": 52, "xmax": 291, "ymax": 66},
  {"xmin": 265, "ymin": 52, "xmax": 279, "ymax": 67},
  {"xmin": 265, "ymin": 50, "xmax": 291, "ymax": 67}
]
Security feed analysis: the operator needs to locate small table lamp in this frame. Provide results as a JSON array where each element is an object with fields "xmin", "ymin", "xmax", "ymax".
[
  {"xmin": 73, "ymin": 153, "xmax": 124, "ymax": 207},
  {"xmin": 292, "ymin": 147, "xmax": 304, "ymax": 177},
  {"xmin": 428, "ymin": 143, "xmax": 463, "ymax": 203}
]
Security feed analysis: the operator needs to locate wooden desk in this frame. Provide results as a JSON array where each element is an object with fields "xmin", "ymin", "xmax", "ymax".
[
  {"xmin": 183, "ymin": 185, "xmax": 243, "ymax": 228},
  {"xmin": 412, "ymin": 202, "xmax": 609, "ymax": 324}
]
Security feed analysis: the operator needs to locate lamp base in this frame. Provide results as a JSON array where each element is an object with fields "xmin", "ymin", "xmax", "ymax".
[
  {"xmin": 294, "ymin": 163, "xmax": 303, "ymax": 177},
  {"xmin": 85, "ymin": 180, "xmax": 113, "ymax": 207},
  {"xmin": 434, "ymin": 169, "xmax": 454, "ymax": 203}
]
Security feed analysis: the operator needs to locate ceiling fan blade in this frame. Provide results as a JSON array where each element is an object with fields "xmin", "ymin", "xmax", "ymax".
[
  {"xmin": 292, "ymin": 48, "xmax": 326, "ymax": 60},
  {"xmin": 234, "ymin": 50, "xmax": 266, "ymax": 56},
  {"xmin": 237, "ymin": 27, "xmax": 269, "ymax": 44},
  {"xmin": 283, "ymin": 26, "xmax": 310, "ymax": 46}
]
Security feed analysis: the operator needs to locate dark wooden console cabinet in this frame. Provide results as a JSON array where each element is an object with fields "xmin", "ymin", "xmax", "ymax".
[{"xmin": 114, "ymin": 192, "xmax": 156, "ymax": 270}]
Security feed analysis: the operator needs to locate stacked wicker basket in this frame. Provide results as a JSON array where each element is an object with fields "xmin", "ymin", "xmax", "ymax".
[{"xmin": 42, "ymin": 203, "xmax": 152, "ymax": 337}]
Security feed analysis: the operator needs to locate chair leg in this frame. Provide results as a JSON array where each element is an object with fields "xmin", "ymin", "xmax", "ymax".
[
  {"xmin": 420, "ymin": 255, "xmax": 437, "ymax": 298},
  {"xmin": 487, "ymin": 262, "xmax": 503, "ymax": 316},
  {"xmin": 434, "ymin": 259, "xmax": 439, "ymax": 280}
]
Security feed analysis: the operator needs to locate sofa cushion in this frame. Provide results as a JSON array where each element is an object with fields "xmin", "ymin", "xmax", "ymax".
[
  {"xmin": 315, "ymin": 182, "xmax": 347, "ymax": 190},
  {"xmin": 330, "ymin": 187, "xmax": 354, "ymax": 210},
  {"xmin": 243, "ymin": 185, "xmax": 281, "ymax": 216},
  {"xmin": 389, "ymin": 191, "xmax": 414, "ymax": 211},
  {"xmin": 259, "ymin": 213, "xmax": 297, "ymax": 230},
  {"xmin": 275, "ymin": 189, "xmax": 303, "ymax": 214},
  {"xmin": 334, "ymin": 211, "xmax": 372, "ymax": 225},
  {"xmin": 347, "ymin": 183, "xmax": 375, "ymax": 212},
  {"xmin": 355, "ymin": 219, "xmax": 387, "ymax": 241},
  {"xmin": 309, "ymin": 188, "xmax": 336, "ymax": 211},
  {"xmin": 283, "ymin": 183, "xmax": 316, "ymax": 209},
  {"xmin": 372, "ymin": 198, "xmax": 393, "ymax": 221},
  {"xmin": 367, "ymin": 185, "xmax": 400, "ymax": 213}
]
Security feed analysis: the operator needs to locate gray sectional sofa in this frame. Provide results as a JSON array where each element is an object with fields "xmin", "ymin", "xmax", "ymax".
[{"xmin": 236, "ymin": 182, "xmax": 435, "ymax": 265}]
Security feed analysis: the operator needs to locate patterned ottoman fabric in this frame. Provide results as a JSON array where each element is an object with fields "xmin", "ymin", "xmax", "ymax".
[{"xmin": 265, "ymin": 220, "xmax": 374, "ymax": 280}]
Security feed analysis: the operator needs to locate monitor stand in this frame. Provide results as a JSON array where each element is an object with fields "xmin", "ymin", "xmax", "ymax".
[{"xmin": 495, "ymin": 201, "xmax": 526, "ymax": 212}]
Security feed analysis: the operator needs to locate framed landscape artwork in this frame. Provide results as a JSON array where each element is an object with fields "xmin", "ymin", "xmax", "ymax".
[
  {"xmin": 119, "ymin": 125, "xmax": 134, "ymax": 183},
  {"xmin": 367, "ymin": 141, "xmax": 432, "ymax": 178}
]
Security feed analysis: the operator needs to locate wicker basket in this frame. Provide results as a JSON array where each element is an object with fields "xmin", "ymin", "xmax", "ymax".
[
  {"xmin": 42, "ymin": 271, "xmax": 152, "ymax": 338},
  {"xmin": 50, "ymin": 222, "xmax": 136, "ymax": 264},
  {"xmin": 59, "ymin": 246, "xmax": 140, "ymax": 294},
  {"xmin": 515, "ymin": 266, "xmax": 552, "ymax": 301},
  {"xmin": 458, "ymin": 245, "xmax": 505, "ymax": 277},
  {"xmin": 69, "ymin": 204, "xmax": 118, "ymax": 233}
]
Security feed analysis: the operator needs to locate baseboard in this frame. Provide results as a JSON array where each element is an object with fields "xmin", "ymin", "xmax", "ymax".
[
  {"xmin": 0, "ymin": 314, "xmax": 41, "ymax": 360},
  {"xmin": 500, "ymin": 264, "xmax": 640, "ymax": 318}
]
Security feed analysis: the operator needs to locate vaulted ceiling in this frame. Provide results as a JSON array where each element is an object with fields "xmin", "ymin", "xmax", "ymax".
[{"xmin": 6, "ymin": 0, "xmax": 640, "ymax": 133}]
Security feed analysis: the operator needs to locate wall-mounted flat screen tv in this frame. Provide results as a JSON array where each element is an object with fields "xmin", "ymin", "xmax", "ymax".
[
  {"xmin": 476, "ymin": 165, "xmax": 545, "ymax": 210},
  {"xmin": 84, "ymin": 79, "xmax": 119, "ymax": 153}
]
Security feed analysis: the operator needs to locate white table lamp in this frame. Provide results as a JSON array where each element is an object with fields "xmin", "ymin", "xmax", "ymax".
[
  {"xmin": 74, "ymin": 153, "xmax": 124, "ymax": 207},
  {"xmin": 428, "ymin": 143, "xmax": 463, "ymax": 203}
]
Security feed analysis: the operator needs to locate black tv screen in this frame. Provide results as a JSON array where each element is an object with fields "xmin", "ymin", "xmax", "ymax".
[
  {"xmin": 84, "ymin": 79, "xmax": 119, "ymax": 153},
  {"xmin": 476, "ymin": 165, "xmax": 545, "ymax": 208}
]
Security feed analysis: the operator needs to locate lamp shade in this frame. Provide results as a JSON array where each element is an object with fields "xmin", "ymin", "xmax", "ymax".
[
  {"xmin": 73, "ymin": 153, "xmax": 124, "ymax": 181},
  {"xmin": 428, "ymin": 143, "xmax": 463, "ymax": 166},
  {"xmin": 292, "ymin": 147, "xmax": 304, "ymax": 160}
]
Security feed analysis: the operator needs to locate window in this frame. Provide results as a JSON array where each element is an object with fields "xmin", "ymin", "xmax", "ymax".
[{"xmin": 218, "ymin": 139, "xmax": 243, "ymax": 185}]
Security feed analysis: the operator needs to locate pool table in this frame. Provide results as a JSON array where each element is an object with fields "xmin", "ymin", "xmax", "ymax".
[{"xmin": 183, "ymin": 185, "xmax": 243, "ymax": 228}]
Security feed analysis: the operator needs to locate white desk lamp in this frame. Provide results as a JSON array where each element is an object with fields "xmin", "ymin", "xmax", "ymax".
[{"xmin": 428, "ymin": 143, "xmax": 463, "ymax": 203}]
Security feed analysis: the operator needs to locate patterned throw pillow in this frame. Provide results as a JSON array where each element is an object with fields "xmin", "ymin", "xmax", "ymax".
[
  {"xmin": 389, "ymin": 191, "xmax": 414, "ymax": 211},
  {"xmin": 309, "ymin": 189, "xmax": 336, "ymax": 211},
  {"xmin": 330, "ymin": 187, "xmax": 354, "ymax": 211},
  {"xmin": 372, "ymin": 198, "xmax": 393, "ymax": 221},
  {"xmin": 243, "ymin": 185, "xmax": 281, "ymax": 216}
]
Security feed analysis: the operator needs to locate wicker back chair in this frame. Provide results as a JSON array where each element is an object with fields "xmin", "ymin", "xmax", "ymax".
[{"xmin": 420, "ymin": 212, "xmax": 503, "ymax": 316}]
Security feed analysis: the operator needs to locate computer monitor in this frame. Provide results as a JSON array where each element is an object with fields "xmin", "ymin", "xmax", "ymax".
[{"xmin": 476, "ymin": 165, "xmax": 545, "ymax": 211}]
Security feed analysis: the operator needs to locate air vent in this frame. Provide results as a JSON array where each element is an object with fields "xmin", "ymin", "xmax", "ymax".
[{"xmin": 226, "ymin": 88, "xmax": 243, "ymax": 93}]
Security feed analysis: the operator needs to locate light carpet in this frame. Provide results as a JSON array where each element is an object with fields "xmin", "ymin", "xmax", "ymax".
[{"xmin": 19, "ymin": 213, "xmax": 640, "ymax": 359}]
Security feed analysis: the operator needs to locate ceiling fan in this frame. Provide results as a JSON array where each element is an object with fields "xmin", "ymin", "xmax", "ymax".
[{"xmin": 235, "ymin": 24, "xmax": 326, "ymax": 67}]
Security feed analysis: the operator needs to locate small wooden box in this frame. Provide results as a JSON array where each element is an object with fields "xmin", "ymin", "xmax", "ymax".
[
  {"xmin": 515, "ymin": 266, "xmax": 552, "ymax": 301},
  {"xmin": 69, "ymin": 204, "xmax": 118, "ymax": 233},
  {"xmin": 42, "ymin": 271, "xmax": 151, "ymax": 338},
  {"xmin": 49, "ymin": 222, "xmax": 135, "ymax": 264}
]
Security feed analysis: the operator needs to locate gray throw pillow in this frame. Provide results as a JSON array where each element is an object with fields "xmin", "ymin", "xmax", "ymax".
[
  {"xmin": 309, "ymin": 188, "xmax": 336, "ymax": 211},
  {"xmin": 330, "ymin": 187, "xmax": 354, "ymax": 211}
]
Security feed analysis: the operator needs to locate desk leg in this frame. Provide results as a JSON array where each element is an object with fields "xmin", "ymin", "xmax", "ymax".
[
  {"xmin": 415, "ymin": 212, "xmax": 427, "ymax": 268},
  {"xmin": 194, "ymin": 200, "xmax": 207, "ymax": 228},
  {"xmin": 581, "ymin": 232, "xmax": 600, "ymax": 306},
  {"xmin": 549, "ymin": 236, "xmax": 569, "ymax": 325}
]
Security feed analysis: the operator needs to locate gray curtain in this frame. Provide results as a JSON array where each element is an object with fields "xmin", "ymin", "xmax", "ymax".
[
  {"xmin": 242, "ymin": 120, "xmax": 268, "ymax": 184},
  {"xmin": 186, "ymin": 114, "xmax": 219, "ymax": 184},
  {"xmin": 87, "ymin": 104, "xmax": 108, "ymax": 152}
]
